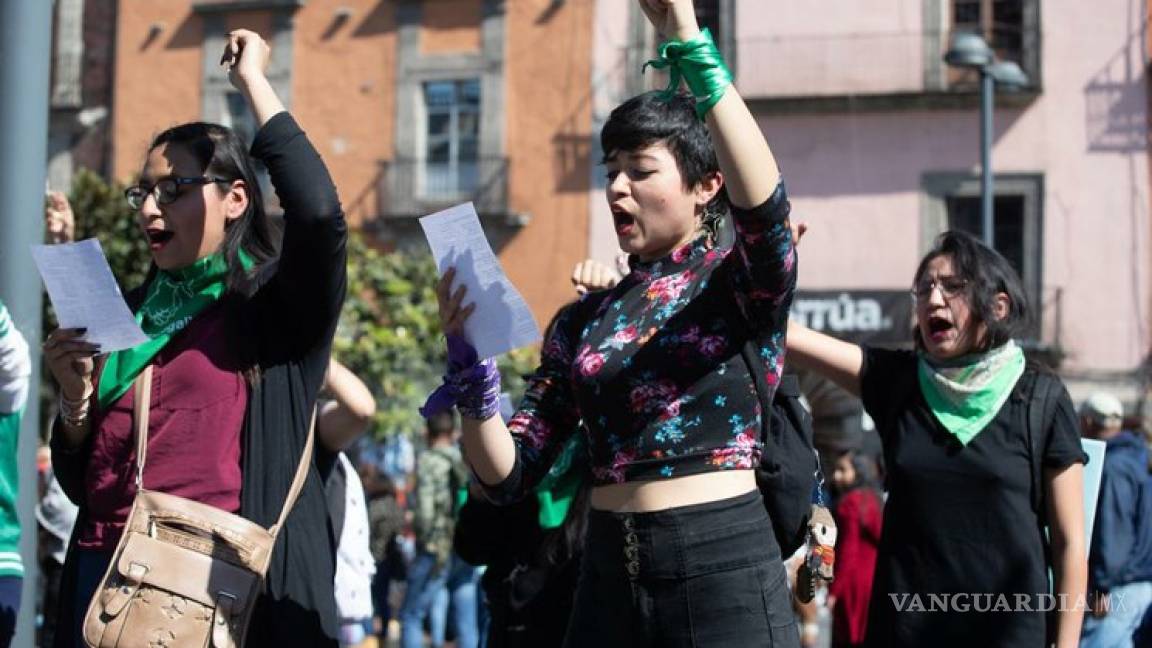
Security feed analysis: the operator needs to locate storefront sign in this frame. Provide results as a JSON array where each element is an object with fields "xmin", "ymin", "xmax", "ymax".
[{"xmin": 791, "ymin": 290, "xmax": 913, "ymax": 345}]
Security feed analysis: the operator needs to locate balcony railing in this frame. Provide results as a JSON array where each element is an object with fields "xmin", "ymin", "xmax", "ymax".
[{"xmin": 378, "ymin": 156, "xmax": 509, "ymax": 218}]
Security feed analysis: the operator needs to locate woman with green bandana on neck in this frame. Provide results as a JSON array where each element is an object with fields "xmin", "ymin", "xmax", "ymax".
[
  {"xmin": 41, "ymin": 29, "xmax": 347, "ymax": 648},
  {"xmin": 786, "ymin": 230, "xmax": 1086, "ymax": 648}
]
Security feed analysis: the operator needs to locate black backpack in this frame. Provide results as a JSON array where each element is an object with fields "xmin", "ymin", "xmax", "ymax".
[{"xmin": 742, "ymin": 342, "xmax": 821, "ymax": 557}]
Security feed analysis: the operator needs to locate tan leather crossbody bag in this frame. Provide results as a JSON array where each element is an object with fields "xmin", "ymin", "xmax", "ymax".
[{"xmin": 82, "ymin": 366, "xmax": 315, "ymax": 648}]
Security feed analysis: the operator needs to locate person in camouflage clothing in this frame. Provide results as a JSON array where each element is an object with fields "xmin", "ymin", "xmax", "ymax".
[{"xmin": 398, "ymin": 413, "xmax": 481, "ymax": 648}]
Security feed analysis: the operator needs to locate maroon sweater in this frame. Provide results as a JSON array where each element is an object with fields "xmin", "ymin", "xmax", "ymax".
[{"xmin": 77, "ymin": 303, "xmax": 247, "ymax": 550}]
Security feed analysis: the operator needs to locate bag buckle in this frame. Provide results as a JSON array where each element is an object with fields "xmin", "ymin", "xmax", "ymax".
[{"xmin": 212, "ymin": 592, "xmax": 239, "ymax": 648}]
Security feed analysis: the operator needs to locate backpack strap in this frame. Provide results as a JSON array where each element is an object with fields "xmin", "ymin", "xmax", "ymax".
[
  {"xmin": 741, "ymin": 343, "xmax": 819, "ymax": 484},
  {"xmin": 1025, "ymin": 369, "xmax": 1061, "ymax": 522},
  {"xmin": 740, "ymin": 341, "xmax": 774, "ymax": 452}
]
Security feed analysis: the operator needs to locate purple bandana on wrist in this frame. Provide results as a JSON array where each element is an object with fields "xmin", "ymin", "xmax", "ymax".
[{"xmin": 420, "ymin": 334, "xmax": 502, "ymax": 420}]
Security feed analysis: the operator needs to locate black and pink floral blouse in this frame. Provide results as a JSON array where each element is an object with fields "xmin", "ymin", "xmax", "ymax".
[{"xmin": 488, "ymin": 182, "xmax": 796, "ymax": 502}]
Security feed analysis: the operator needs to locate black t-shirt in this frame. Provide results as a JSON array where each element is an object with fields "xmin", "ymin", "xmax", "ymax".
[{"xmin": 860, "ymin": 347, "xmax": 1085, "ymax": 648}]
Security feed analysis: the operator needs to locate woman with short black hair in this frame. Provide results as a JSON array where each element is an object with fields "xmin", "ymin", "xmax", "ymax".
[{"xmin": 427, "ymin": 1, "xmax": 801, "ymax": 645}]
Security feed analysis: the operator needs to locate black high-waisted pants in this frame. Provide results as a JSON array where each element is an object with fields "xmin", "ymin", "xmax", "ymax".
[{"xmin": 563, "ymin": 489, "xmax": 801, "ymax": 647}]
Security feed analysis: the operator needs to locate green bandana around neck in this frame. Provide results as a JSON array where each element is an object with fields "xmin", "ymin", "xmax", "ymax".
[
  {"xmin": 97, "ymin": 251, "xmax": 251, "ymax": 409},
  {"xmin": 917, "ymin": 340, "xmax": 1026, "ymax": 446},
  {"xmin": 535, "ymin": 435, "xmax": 586, "ymax": 530}
]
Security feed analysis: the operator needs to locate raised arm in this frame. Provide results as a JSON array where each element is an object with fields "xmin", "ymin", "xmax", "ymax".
[
  {"xmin": 226, "ymin": 30, "xmax": 347, "ymax": 353},
  {"xmin": 639, "ymin": 1, "xmax": 794, "ymax": 332},
  {"xmin": 639, "ymin": 0, "xmax": 778, "ymax": 207},
  {"xmin": 317, "ymin": 358, "xmax": 377, "ymax": 452},
  {"xmin": 786, "ymin": 321, "xmax": 864, "ymax": 397},
  {"xmin": 221, "ymin": 30, "xmax": 285, "ymax": 129}
]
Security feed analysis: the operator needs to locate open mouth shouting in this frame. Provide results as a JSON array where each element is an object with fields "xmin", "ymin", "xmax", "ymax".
[
  {"xmin": 925, "ymin": 315, "xmax": 955, "ymax": 343},
  {"xmin": 611, "ymin": 205, "xmax": 635, "ymax": 237},
  {"xmin": 145, "ymin": 228, "xmax": 175, "ymax": 251}
]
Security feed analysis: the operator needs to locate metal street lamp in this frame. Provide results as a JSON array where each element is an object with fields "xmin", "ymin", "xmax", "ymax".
[{"xmin": 943, "ymin": 32, "xmax": 1030, "ymax": 248}]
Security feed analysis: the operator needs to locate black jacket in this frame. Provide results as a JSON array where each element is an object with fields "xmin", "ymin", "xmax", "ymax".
[{"xmin": 51, "ymin": 112, "xmax": 347, "ymax": 647}]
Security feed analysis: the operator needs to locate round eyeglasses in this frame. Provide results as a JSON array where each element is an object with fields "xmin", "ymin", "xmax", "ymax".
[
  {"xmin": 124, "ymin": 176, "xmax": 231, "ymax": 210},
  {"xmin": 910, "ymin": 277, "xmax": 969, "ymax": 300}
]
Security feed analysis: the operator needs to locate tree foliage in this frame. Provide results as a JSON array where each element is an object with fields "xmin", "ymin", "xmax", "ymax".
[{"xmin": 70, "ymin": 169, "xmax": 152, "ymax": 293}]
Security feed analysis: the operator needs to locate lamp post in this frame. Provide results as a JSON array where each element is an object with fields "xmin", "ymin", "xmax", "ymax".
[{"xmin": 943, "ymin": 32, "xmax": 1029, "ymax": 248}]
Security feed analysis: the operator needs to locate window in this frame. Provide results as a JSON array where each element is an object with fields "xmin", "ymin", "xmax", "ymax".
[
  {"xmin": 946, "ymin": 194, "xmax": 1027, "ymax": 279},
  {"xmin": 922, "ymin": 173, "xmax": 1044, "ymax": 339},
  {"xmin": 423, "ymin": 79, "xmax": 481, "ymax": 198},
  {"xmin": 222, "ymin": 91, "xmax": 275, "ymax": 211},
  {"xmin": 949, "ymin": 0, "xmax": 1033, "ymax": 87},
  {"xmin": 224, "ymin": 91, "xmax": 258, "ymax": 145}
]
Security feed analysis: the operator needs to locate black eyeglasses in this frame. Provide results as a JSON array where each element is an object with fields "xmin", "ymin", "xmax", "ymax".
[
  {"xmin": 124, "ymin": 176, "xmax": 231, "ymax": 210},
  {"xmin": 911, "ymin": 277, "xmax": 969, "ymax": 300}
]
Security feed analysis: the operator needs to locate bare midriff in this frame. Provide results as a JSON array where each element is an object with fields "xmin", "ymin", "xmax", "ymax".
[{"xmin": 590, "ymin": 469, "xmax": 756, "ymax": 513}]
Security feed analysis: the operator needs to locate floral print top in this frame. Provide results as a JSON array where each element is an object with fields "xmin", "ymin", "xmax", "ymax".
[{"xmin": 487, "ymin": 182, "xmax": 796, "ymax": 502}]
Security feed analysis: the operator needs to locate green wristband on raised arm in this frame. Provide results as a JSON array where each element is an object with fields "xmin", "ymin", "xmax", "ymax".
[{"xmin": 643, "ymin": 28, "xmax": 734, "ymax": 120}]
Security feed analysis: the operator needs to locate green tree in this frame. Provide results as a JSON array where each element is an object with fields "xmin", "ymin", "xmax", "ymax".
[{"xmin": 69, "ymin": 169, "xmax": 151, "ymax": 292}]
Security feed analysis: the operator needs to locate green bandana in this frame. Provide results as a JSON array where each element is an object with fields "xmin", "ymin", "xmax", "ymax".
[
  {"xmin": 643, "ymin": 28, "xmax": 734, "ymax": 120},
  {"xmin": 97, "ymin": 252, "xmax": 251, "ymax": 409},
  {"xmin": 535, "ymin": 435, "xmax": 586, "ymax": 530},
  {"xmin": 917, "ymin": 340, "xmax": 1026, "ymax": 446}
]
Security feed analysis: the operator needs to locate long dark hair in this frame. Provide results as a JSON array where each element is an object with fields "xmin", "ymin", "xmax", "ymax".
[
  {"xmin": 148, "ymin": 122, "xmax": 278, "ymax": 295},
  {"xmin": 600, "ymin": 91, "xmax": 728, "ymax": 241},
  {"xmin": 913, "ymin": 230, "xmax": 1030, "ymax": 352}
]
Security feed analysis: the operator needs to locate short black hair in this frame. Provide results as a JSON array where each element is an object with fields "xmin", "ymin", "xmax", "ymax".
[
  {"xmin": 425, "ymin": 411, "xmax": 456, "ymax": 439},
  {"xmin": 913, "ymin": 230, "xmax": 1030, "ymax": 351},
  {"xmin": 600, "ymin": 91, "xmax": 726, "ymax": 216}
]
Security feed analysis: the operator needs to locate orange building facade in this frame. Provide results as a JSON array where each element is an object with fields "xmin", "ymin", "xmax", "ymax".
[{"xmin": 111, "ymin": 0, "xmax": 595, "ymax": 324}]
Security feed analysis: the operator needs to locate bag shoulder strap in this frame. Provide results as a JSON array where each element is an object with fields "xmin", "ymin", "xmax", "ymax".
[
  {"xmin": 130, "ymin": 365, "xmax": 317, "ymax": 537},
  {"xmin": 132, "ymin": 366, "xmax": 154, "ymax": 491},
  {"xmin": 1026, "ymin": 369, "xmax": 1061, "ymax": 518},
  {"xmin": 270, "ymin": 408, "xmax": 317, "ymax": 538}
]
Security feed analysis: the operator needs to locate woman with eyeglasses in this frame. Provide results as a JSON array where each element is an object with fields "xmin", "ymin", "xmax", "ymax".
[
  {"xmin": 42, "ymin": 30, "xmax": 346, "ymax": 647},
  {"xmin": 786, "ymin": 230, "xmax": 1086, "ymax": 648}
]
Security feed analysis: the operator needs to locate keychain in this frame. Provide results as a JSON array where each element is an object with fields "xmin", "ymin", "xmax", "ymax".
[{"xmin": 796, "ymin": 457, "xmax": 837, "ymax": 603}]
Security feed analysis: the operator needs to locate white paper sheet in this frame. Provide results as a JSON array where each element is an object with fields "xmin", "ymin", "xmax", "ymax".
[
  {"xmin": 419, "ymin": 203, "xmax": 540, "ymax": 358},
  {"xmin": 31, "ymin": 239, "xmax": 149, "ymax": 352},
  {"xmin": 1081, "ymin": 438, "xmax": 1107, "ymax": 548}
]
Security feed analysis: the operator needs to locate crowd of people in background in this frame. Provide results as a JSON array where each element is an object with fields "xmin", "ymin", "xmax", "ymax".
[{"xmin": 0, "ymin": 1, "xmax": 1149, "ymax": 647}]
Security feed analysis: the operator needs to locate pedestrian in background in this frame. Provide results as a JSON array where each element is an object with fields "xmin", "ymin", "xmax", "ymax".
[
  {"xmin": 1078, "ymin": 392, "xmax": 1152, "ymax": 648},
  {"xmin": 399, "ymin": 413, "xmax": 479, "ymax": 648},
  {"xmin": 317, "ymin": 358, "xmax": 379, "ymax": 648},
  {"xmin": 0, "ymin": 299, "xmax": 31, "ymax": 647}
]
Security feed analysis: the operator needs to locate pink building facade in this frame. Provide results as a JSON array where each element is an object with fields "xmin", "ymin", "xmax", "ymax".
[{"xmin": 587, "ymin": 0, "xmax": 1151, "ymax": 410}]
